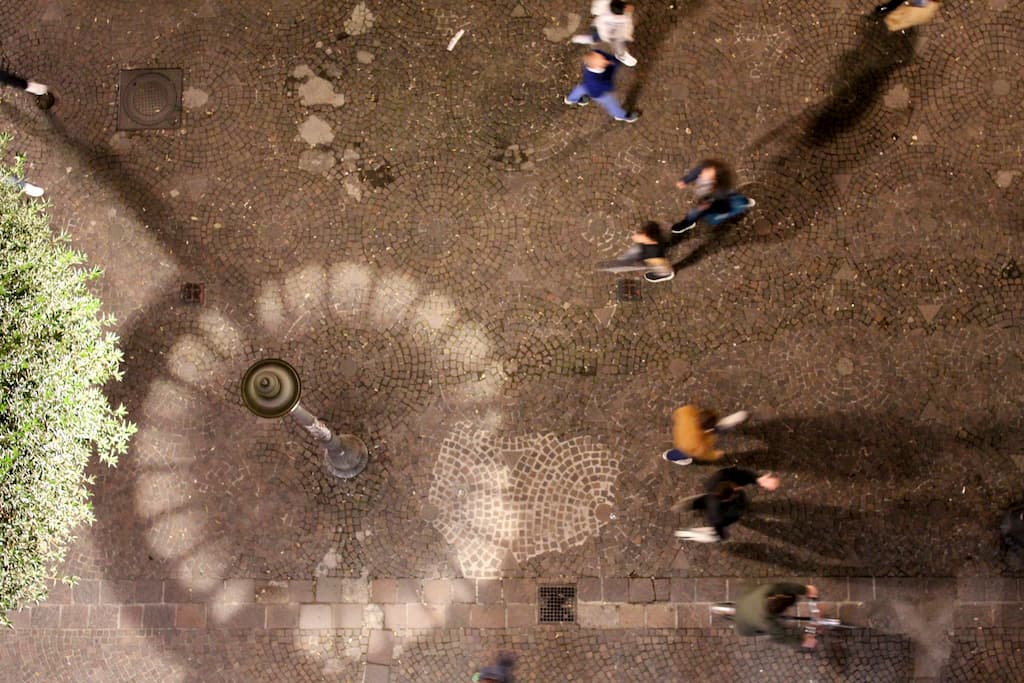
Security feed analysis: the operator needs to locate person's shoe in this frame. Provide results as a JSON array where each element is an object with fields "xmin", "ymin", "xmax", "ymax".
[
  {"xmin": 21, "ymin": 182, "xmax": 44, "ymax": 197},
  {"xmin": 614, "ymin": 111, "xmax": 640, "ymax": 123},
  {"xmin": 671, "ymin": 220, "xmax": 696, "ymax": 235},
  {"xmin": 662, "ymin": 449, "xmax": 692, "ymax": 466},
  {"xmin": 25, "ymin": 81, "xmax": 48, "ymax": 95},
  {"xmin": 715, "ymin": 410, "xmax": 749, "ymax": 430},
  {"xmin": 743, "ymin": 198, "xmax": 756, "ymax": 209},
  {"xmin": 564, "ymin": 94, "xmax": 591, "ymax": 106},
  {"xmin": 674, "ymin": 527, "xmax": 718, "ymax": 543},
  {"xmin": 644, "ymin": 270, "xmax": 674, "ymax": 283},
  {"xmin": 616, "ymin": 51, "xmax": 638, "ymax": 67},
  {"xmin": 570, "ymin": 34, "xmax": 597, "ymax": 44}
]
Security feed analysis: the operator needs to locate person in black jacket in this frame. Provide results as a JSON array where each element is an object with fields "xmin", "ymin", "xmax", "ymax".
[{"xmin": 674, "ymin": 467, "xmax": 779, "ymax": 542}]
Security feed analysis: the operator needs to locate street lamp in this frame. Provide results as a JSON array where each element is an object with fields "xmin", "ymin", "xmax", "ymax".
[{"xmin": 241, "ymin": 359, "xmax": 368, "ymax": 479}]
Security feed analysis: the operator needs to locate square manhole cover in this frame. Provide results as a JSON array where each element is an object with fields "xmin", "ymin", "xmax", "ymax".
[
  {"xmin": 180, "ymin": 283, "xmax": 205, "ymax": 305},
  {"xmin": 538, "ymin": 585, "xmax": 576, "ymax": 623},
  {"xmin": 616, "ymin": 279, "xmax": 642, "ymax": 302},
  {"xmin": 118, "ymin": 69, "xmax": 183, "ymax": 131}
]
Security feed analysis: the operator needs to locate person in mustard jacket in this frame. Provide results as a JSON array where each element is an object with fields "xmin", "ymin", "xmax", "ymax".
[{"xmin": 662, "ymin": 404, "xmax": 749, "ymax": 465}]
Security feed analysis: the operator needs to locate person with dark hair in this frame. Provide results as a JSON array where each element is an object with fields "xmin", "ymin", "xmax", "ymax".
[
  {"xmin": 661, "ymin": 404, "xmax": 749, "ymax": 465},
  {"xmin": 674, "ymin": 466, "xmax": 779, "ymax": 541},
  {"xmin": 570, "ymin": 1, "xmax": 638, "ymax": 67},
  {"xmin": 671, "ymin": 159, "xmax": 754, "ymax": 235},
  {"xmin": 734, "ymin": 582, "xmax": 819, "ymax": 649},
  {"xmin": 564, "ymin": 50, "xmax": 639, "ymax": 123},
  {"xmin": 472, "ymin": 652, "xmax": 516, "ymax": 683},
  {"xmin": 596, "ymin": 221, "xmax": 674, "ymax": 282}
]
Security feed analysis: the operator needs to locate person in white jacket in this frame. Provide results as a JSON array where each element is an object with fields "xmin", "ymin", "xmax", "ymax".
[{"xmin": 571, "ymin": 0, "xmax": 638, "ymax": 67}]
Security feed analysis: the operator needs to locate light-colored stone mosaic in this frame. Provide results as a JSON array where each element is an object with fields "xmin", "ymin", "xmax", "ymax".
[{"xmin": 428, "ymin": 423, "xmax": 620, "ymax": 577}]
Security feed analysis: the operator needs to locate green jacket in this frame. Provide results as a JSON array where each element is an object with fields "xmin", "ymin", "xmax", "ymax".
[{"xmin": 734, "ymin": 582, "xmax": 809, "ymax": 646}]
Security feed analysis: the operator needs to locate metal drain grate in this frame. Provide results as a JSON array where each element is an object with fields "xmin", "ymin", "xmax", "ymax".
[
  {"xmin": 180, "ymin": 283, "xmax": 205, "ymax": 305},
  {"xmin": 1002, "ymin": 259, "xmax": 1021, "ymax": 280},
  {"xmin": 117, "ymin": 69, "xmax": 183, "ymax": 131},
  {"xmin": 616, "ymin": 279, "xmax": 641, "ymax": 302},
  {"xmin": 538, "ymin": 585, "xmax": 576, "ymax": 623}
]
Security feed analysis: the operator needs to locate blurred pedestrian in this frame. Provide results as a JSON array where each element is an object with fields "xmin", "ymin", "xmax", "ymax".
[
  {"xmin": 2, "ymin": 174, "xmax": 44, "ymax": 197},
  {"xmin": 662, "ymin": 405, "xmax": 748, "ymax": 465},
  {"xmin": 876, "ymin": 0, "xmax": 940, "ymax": 31},
  {"xmin": 674, "ymin": 466, "xmax": 779, "ymax": 542},
  {"xmin": 734, "ymin": 582, "xmax": 820, "ymax": 649},
  {"xmin": 564, "ymin": 50, "xmax": 639, "ymax": 123},
  {"xmin": 472, "ymin": 652, "xmax": 516, "ymax": 683},
  {"xmin": 571, "ymin": 0, "xmax": 638, "ymax": 67},
  {"xmin": 1, "ymin": 68, "xmax": 49, "ymax": 96},
  {"xmin": 596, "ymin": 221, "xmax": 673, "ymax": 282},
  {"xmin": 671, "ymin": 159, "xmax": 754, "ymax": 236}
]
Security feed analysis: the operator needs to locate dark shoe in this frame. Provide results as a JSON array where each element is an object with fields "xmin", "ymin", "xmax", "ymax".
[
  {"xmin": 644, "ymin": 270, "xmax": 674, "ymax": 283},
  {"xmin": 671, "ymin": 220, "xmax": 696, "ymax": 236}
]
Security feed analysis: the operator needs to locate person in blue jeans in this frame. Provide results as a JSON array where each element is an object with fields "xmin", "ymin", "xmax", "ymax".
[
  {"xmin": 564, "ymin": 50, "xmax": 639, "ymax": 123},
  {"xmin": 672, "ymin": 159, "xmax": 754, "ymax": 235}
]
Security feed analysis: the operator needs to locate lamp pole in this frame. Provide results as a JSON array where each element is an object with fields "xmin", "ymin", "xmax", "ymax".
[{"xmin": 241, "ymin": 359, "xmax": 368, "ymax": 479}]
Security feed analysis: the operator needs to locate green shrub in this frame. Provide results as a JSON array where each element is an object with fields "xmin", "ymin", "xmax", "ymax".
[{"xmin": 0, "ymin": 141, "xmax": 135, "ymax": 625}]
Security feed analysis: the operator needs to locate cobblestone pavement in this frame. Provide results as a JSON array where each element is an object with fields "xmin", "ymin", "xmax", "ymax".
[{"xmin": 0, "ymin": 0, "xmax": 1022, "ymax": 680}]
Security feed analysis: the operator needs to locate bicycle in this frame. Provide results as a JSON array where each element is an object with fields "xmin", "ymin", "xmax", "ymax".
[{"xmin": 710, "ymin": 598, "xmax": 857, "ymax": 636}]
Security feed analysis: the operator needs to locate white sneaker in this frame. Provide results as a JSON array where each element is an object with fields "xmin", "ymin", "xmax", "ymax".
[
  {"xmin": 616, "ymin": 51, "xmax": 638, "ymax": 67},
  {"xmin": 716, "ymin": 411, "xmax": 749, "ymax": 430},
  {"xmin": 674, "ymin": 527, "xmax": 718, "ymax": 543},
  {"xmin": 25, "ymin": 81, "xmax": 49, "ymax": 95},
  {"xmin": 21, "ymin": 182, "xmax": 44, "ymax": 197},
  {"xmin": 570, "ymin": 34, "xmax": 596, "ymax": 44}
]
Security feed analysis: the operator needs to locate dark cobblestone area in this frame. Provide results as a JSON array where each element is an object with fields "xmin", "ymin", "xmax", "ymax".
[{"xmin": 0, "ymin": 0, "xmax": 1022, "ymax": 680}]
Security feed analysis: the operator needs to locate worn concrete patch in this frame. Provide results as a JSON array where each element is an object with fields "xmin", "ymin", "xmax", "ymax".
[
  {"xmin": 182, "ymin": 87, "xmax": 209, "ymax": 109},
  {"xmin": 293, "ymin": 65, "xmax": 345, "ymax": 107},
  {"xmin": 344, "ymin": 2, "xmax": 376, "ymax": 35},
  {"xmin": 299, "ymin": 149, "xmax": 335, "ymax": 174},
  {"xmin": 298, "ymin": 115, "xmax": 334, "ymax": 146},
  {"xmin": 543, "ymin": 13, "xmax": 581, "ymax": 43}
]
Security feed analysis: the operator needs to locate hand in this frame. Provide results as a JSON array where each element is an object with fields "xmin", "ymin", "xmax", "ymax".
[
  {"xmin": 806, "ymin": 584, "xmax": 819, "ymax": 600},
  {"xmin": 801, "ymin": 633, "xmax": 817, "ymax": 650},
  {"xmin": 675, "ymin": 180, "xmax": 687, "ymax": 189},
  {"xmin": 756, "ymin": 474, "xmax": 780, "ymax": 491}
]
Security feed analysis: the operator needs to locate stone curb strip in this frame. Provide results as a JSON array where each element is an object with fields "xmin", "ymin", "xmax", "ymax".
[{"xmin": 7, "ymin": 576, "xmax": 1023, "ymax": 631}]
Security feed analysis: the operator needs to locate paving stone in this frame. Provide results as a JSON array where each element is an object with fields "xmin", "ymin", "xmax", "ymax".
[
  {"xmin": 45, "ymin": 581, "xmax": 72, "ymax": 604},
  {"xmin": 99, "ymin": 579, "xmax": 136, "ymax": 604},
  {"xmin": 332, "ymin": 604, "xmax": 364, "ymax": 629},
  {"xmin": 476, "ymin": 579, "xmax": 502, "ymax": 604},
  {"xmin": 406, "ymin": 604, "xmax": 446, "ymax": 629},
  {"xmin": 450, "ymin": 579, "xmax": 476, "ymax": 603},
  {"xmin": 618, "ymin": 603, "xmax": 646, "ymax": 628},
  {"xmin": 71, "ymin": 579, "xmax": 101, "ymax": 605},
  {"xmin": 367, "ymin": 629, "xmax": 394, "ymax": 665},
  {"xmin": 503, "ymin": 579, "xmax": 536, "ymax": 604},
  {"xmin": 175, "ymin": 604, "xmax": 207, "ymax": 630},
  {"xmin": 506, "ymin": 604, "xmax": 535, "ymax": 627},
  {"xmin": 262, "ymin": 604, "xmax": 299, "ymax": 629},
  {"xmin": 142, "ymin": 605, "xmax": 175, "ymax": 629},
  {"xmin": 577, "ymin": 577, "xmax": 602, "ymax": 602},
  {"xmin": 953, "ymin": 604, "xmax": 994, "ymax": 628},
  {"xmin": 421, "ymin": 579, "xmax": 451, "ymax": 605},
  {"xmin": 694, "ymin": 579, "xmax": 727, "ymax": 603},
  {"xmin": 289, "ymin": 581, "xmax": 315, "ymax": 604},
  {"xmin": 447, "ymin": 604, "xmax": 473, "ymax": 628},
  {"xmin": 7, "ymin": 609, "xmax": 32, "ymax": 629},
  {"xmin": 676, "ymin": 604, "xmax": 711, "ymax": 628},
  {"xmin": 469, "ymin": 605, "xmax": 505, "ymax": 629},
  {"xmin": 653, "ymin": 578, "xmax": 671, "ymax": 602},
  {"xmin": 603, "ymin": 578, "xmax": 629, "ymax": 602},
  {"xmin": 395, "ymin": 579, "xmax": 420, "ymax": 603},
  {"xmin": 383, "ymin": 604, "xmax": 407, "ymax": 629},
  {"xmin": 670, "ymin": 578, "xmax": 696, "ymax": 603},
  {"xmin": 315, "ymin": 577, "xmax": 346, "ymax": 603},
  {"xmin": 29, "ymin": 606, "xmax": 59, "ymax": 629},
  {"xmin": 220, "ymin": 579, "xmax": 255, "ymax": 604},
  {"xmin": 646, "ymin": 604, "xmax": 677, "ymax": 628},
  {"xmin": 628, "ymin": 578, "xmax": 655, "ymax": 603},
  {"xmin": 133, "ymin": 580, "xmax": 163, "ymax": 604},
  {"xmin": 363, "ymin": 663, "xmax": 391, "ymax": 683},
  {"xmin": 850, "ymin": 578, "xmax": 876, "ymax": 602},
  {"xmin": 370, "ymin": 579, "xmax": 397, "ymax": 604},
  {"xmin": 88, "ymin": 606, "xmax": 119, "ymax": 629},
  {"xmin": 253, "ymin": 580, "xmax": 291, "ymax": 605},
  {"xmin": 577, "ymin": 604, "xmax": 618, "ymax": 628},
  {"xmin": 298, "ymin": 604, "xmax": 332, "ymax": 630},
  {"xmin": 162, "ymin": 581, "xmax": 195, "ymax": 605},
  {"xmin": 59, "ymin": 605, "xmax": 90, "ymax": 629},
  {"xmin": 209, "ymin": 604, "xmax": 265, "ymax": 629}
]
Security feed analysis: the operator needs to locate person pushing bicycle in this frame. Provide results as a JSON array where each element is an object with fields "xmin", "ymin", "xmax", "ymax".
[{"xmin": 734, "ymin": 582, "xmax": 819, "ymax": 650}]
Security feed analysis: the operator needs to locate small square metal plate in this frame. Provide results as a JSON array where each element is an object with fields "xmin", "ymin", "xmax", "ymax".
[
  {"xmin": 180, "ymin": 283, "xmax": 205, "ymax": 305},
  {"xmin": 616, "ymin": 279, "xmax": 642, "ymax": 302},
  {"xmin": 117, "ymin": 69, "xmax": 183, "ymax": 131}
]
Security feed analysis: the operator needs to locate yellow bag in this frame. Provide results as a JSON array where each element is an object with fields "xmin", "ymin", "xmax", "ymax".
[{"xmin": 885, "ymin": 2, "xmax": 940, "ymax": 31}]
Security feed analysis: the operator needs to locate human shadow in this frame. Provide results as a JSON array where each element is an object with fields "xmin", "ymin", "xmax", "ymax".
[
  {"xmin": 621, "ymin": 0, "xmax": 707, "ymax": 111},
  {"xmin": 670, "ymin": 16, "xmax": 918, "ymax": 271}
]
